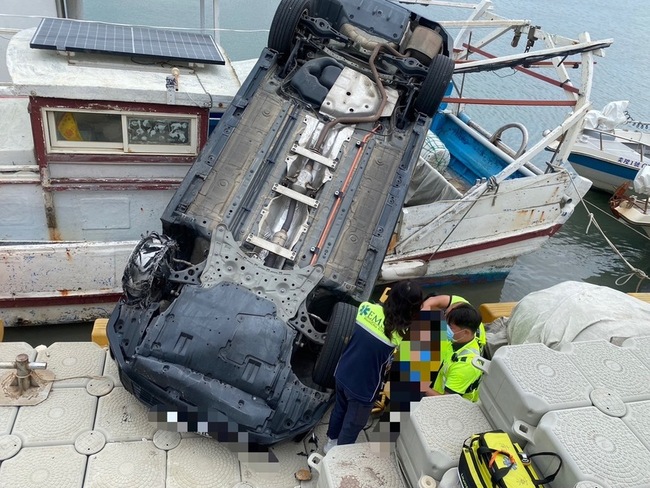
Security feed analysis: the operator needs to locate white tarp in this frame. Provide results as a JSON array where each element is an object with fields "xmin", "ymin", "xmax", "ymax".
[
  {"xmin": 633, "ymin": 165, "xmax": 650, "ymax": 195},
  {"xmin": 506, "ymin": 281, "xmax": 650, "ymax": 349},
  {"xmin": 583, "ymin": 100, "xmax": 629, "ymax": 131}
]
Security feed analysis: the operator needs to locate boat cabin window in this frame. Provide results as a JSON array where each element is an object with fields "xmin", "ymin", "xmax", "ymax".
[{"xmin": 45, "ymin": 109, "xmax": 198, "ymax": 155}]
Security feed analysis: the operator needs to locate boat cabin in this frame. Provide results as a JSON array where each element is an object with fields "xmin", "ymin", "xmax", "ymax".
[
  {"xmin": 0, "ymin": 19, "xmax": 242, "ymax": 244},
  {"xmin": 0, "ymin": 3, "xmax": 243, "ymax": 325}
]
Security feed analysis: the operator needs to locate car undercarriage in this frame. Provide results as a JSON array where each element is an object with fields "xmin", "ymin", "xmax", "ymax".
[{"xmin": 108, "ymin": 0, "xmax": 454, "ymax": 444}]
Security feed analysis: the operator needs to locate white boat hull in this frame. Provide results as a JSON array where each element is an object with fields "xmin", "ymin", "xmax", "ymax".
[
  {"xmin": 0, "ymin": 241, "xmax": 136, "ymax": 326},
  {"xmin": 567, "ymin": 129, "xmax": 650, "ymax": 192},
  {"xmin": 1, "ymin": 171, "xmax": 586, "ymax": 326},
  {"xmin": 382, "ymin": 169, "xmax": 584, "ymax": 284},
  {"xmin": 609, "ymin": 166, "xmax": 650, "ymax": 237},
  {"xmin": 611, "ymin": 202, "xmax": 650, "ymax": 237}
]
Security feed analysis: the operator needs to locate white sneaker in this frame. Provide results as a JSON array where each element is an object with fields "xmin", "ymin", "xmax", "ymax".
[{"xmin": 323, "ymin": 437, "xmax": 337, "ymax": 454}]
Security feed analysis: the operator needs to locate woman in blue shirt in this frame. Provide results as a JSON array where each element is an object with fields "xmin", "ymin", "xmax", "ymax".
[{"xmin": 324, "ymin": 280, "xmax": 423, "ymax": 452}]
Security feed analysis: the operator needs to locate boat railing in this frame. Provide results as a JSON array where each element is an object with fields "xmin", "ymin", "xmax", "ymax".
[
  {"xmin": 625, "ymin": 111, "xmax": 650, "ymax": 131},
  {"xmin": 589, "ymin": 128, "xmax": 650, "ymax": 162},
  {"xmin": 625, "ymin": 194, "xmax": 649, "ymax": 214},
  {"xmin": 424, "ymin": 0, "xmax": 613, "ymax": 181},
  {"xmin": 0, "ymin": 27, "xmax": 21, "ymax": 35},
  {"xmin": 0, "ymin": 13, "xmax": 49, "ymax": 36}
]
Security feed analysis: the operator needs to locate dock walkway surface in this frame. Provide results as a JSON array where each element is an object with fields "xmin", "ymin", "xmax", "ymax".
[
  {"xmin": 0, "ymin": 341, "xmax": 341, "ymax": 488},
  {"xmin": 4, "ymin": 336, "xmax": 650, "ymax": 487}
]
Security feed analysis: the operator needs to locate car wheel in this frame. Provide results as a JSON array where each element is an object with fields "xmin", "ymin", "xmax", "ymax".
[
  {"xmin": 268, "ymin": 0, "xmax": 312, "ymax": 57},
  {"xmin": 122, "ymin": 232, "xmax": 177, "ymax": 305},
  {"xmin": 414, "ymin": 54, "xmax": 455, "ymax": 117},
  {"xmin": 312, "ymin": 302, "xmax": 357, "ymax": 388}
]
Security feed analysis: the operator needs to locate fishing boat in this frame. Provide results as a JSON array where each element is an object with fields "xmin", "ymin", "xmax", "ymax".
[
  {"xmin": 610, "ymin": 166, "xmax": 650, "ymax": 237},
  {"xmin": 360, "ymin": 0, "xmax": 609, "ymax": 284},
  {"xmin": 552, "ymin": 100, "xmax": 650, "ymax": 192},
  {"xmin": 0, "ymin": 0, "xmax": 246, "ymax": 326},
  {"xmin": 0, "ymin": 0, "xmax": 612, "ymax": 327}
]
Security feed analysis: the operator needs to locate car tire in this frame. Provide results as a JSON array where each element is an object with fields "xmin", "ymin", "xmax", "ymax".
[
  {"xmin": 268, "ymin": 0, "xmax": 312, "ymax": 57},
  {"xmin": 312, "ymin": 302, "xmax": 357, "ymax": 389},
  {"xmin": 414, "ymin": 54, "xmax": 455, "ymax": 117},
  {"xmin": 122, "ymin": 233, "xmax": 176, "ymax": 305}
]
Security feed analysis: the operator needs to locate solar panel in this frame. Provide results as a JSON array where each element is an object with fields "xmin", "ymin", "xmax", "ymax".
[{"xmin": 30, "ymin": 18, "xmax": 225, "ymax": 65}]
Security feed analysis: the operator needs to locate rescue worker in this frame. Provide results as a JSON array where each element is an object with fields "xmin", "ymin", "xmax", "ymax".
[
  {"xmin": 420, "ymin": 302, "xmax": 483, "ymax": 402},
  {"xmin": 421, "ymin": 293, "xmax": 486, "ymax": 353},
  {"xmin": 324, "ymin": 280, "xmax": 423, "ymax": 453}
]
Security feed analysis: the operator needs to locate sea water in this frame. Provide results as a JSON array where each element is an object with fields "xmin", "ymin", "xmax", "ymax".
[{"xmin": 79, "ymin": 0, "xmax": 650, "ymax": 302}]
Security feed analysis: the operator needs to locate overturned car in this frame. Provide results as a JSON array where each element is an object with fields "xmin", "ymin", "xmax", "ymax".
[{"xmin": 107, "ymin": 0, "xmax": 454, "ymax": 444}]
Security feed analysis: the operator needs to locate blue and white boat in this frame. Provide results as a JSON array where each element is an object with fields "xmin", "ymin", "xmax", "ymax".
[{"xmin": 561, "ymin": 101, "xmax": 650, "ymax": 192}]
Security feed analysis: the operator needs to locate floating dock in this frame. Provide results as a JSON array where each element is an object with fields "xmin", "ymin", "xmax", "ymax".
[
  {"xmin": 3, "ymin": 328, "xmax": 650, "ymax": 487},
  {"xmin": 0, "ymin": 341, "xmax": 335, "ymax": 488}
]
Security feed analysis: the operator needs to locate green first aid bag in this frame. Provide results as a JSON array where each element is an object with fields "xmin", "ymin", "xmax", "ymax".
[{"xmin": 457, "ymin": 430, "xmax": 562, "ymax": 488}]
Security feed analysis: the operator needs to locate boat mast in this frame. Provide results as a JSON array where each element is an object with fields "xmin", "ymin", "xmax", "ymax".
[
  {"xmin": 212, "ymin": 0, "xmax": 220, "ymax": 45},
  {"xmin": 61, "ymin": 0, "xmax": 83, "ymax": 20}
]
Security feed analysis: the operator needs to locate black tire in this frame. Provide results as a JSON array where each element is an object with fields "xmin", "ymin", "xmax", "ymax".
[
  {"xmin": 414, "ymin": 54, "xmax": 455, "ymax": 117},
  {"xmin": 268, "ymin": 0, "xmax": 312, "ymax": 56},
  {"xmin": 122, "ymin": 233, "xmax": 176, "ymax": 305},
  {"xmin": 312, "ymin": 302, "xmax": 357, "ymax": 388}
]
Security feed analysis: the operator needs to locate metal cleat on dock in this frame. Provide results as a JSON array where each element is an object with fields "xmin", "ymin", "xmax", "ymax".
[{"xmin": 0, "ymin": 353, "xmax": 55, "ymax": 406}]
